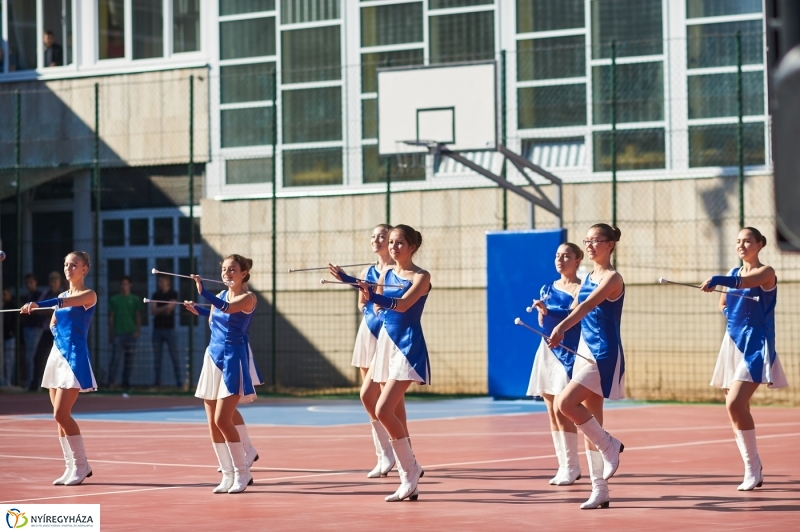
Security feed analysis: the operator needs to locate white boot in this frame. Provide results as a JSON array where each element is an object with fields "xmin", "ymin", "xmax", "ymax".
[
  {"xmin": 227, "ymin": 441, "xmax": 253, "ymax": 493},
  {"xmin": 549, "ymin": 431, "xmax": 566, "ymax": 485},
  {"xmin": 580, "ymin": 450, "xmax": 610, "ymax": 509},
  {"xmin": 236, "ymin": 425, "xmax": 259, "ymax": 468},
  {"xmin": 367, "ymin": 421, "xmax": 396, "ymax": 478},
  {"xmin": 554, "ymin": 431, "xmax": 582, "ymax": 486},
  {"xmin": 385, "ymin": 437, "xmax": 422, "ymax": 502},
  {"xmin": 64, "ymin": 435, "xmax": 92, "ymax": 486},
  {"xmin": 212, "ymin": 442, "xmax": 235, "ymax": 493},
  {"xmin": 735, "ymin": 429, "xmax": 763, "ymax": 491},
  {"xmin": 577, "ymin": 416, "xmax": 623, "ymax": 480},
  {"xmin": 53, "ymin": 437, "xmax": 75, "ymax": 485}
]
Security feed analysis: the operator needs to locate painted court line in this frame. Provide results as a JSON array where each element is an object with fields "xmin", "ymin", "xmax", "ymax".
[{"xmin": 3, "ymin": 430, "xmax": 799, "ymax": 504}]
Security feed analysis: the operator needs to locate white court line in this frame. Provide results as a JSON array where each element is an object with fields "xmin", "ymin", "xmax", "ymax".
[
  {"xmin": 2, "ymin": 430, "xmax": 799, "ymax": 504},
  {"xmin": 2, "ymin": 420, "xmax": 799, "ymax": 439}
]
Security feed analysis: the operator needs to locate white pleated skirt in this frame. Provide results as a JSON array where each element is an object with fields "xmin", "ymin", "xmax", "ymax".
[
  {"xmin": 571, "ymin": 336, "xmax": 625, "ymax": 400},
  {"xmin": 40, "ymin": 345, "xmax": 97, "ymax": 393},
  {"xmin": 351, "ymin": 319, "xmax": 378, "ymax": 368},
  {"xmin": 710, "ymin": 334, "xmax": 789, "ymax": 389},
  {"xmin": 372, "ymin": 328, "xmax": 426, "ymax": 384},
  {"xmin": 527, "ymin": 341, "xmax": 570, "ymax": 397},
  {"xmin": 194, "ymin": 349, "xmax": 257, "ymax": 403},
  {"xmin": 247, "ymin": 344, "xmax": 264, "ymax": 386}
]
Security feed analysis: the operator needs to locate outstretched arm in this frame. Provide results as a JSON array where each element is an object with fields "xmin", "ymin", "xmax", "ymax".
[{"xmin": 547, "ymin": 273, "xmax": 623, "ymax": 348}]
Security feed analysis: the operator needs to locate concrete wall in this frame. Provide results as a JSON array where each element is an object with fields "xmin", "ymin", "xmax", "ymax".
[
  {"xmin": 199, "ymin": 172, "xmax": 800, "ymax": 400},
  {"xmin": 0, "ymin": 68, "xmax": 209, "ymax": 170}
]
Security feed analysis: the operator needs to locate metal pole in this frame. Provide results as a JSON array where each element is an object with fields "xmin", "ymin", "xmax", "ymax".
[
  {"xmin": 610, "ymin": 41, "xmax": 617, "ymax": 229},
  {"xmin": 270, "ymin": 70, "xmax": 278, "ymax": 390},
  {"xmin": 187, "ymin": 75, "xmax": 195, "ymax": 390},
  {"xmin": 736, "ymin": 31, "xmax": 745, "ymax": 229},
  {"xmin": 385, "ymin": 155, "xmax": 391, "ymax": 224},
  {"xmin": 14, "ymin": 90, "xmax": 21, "ymax": 383},
  {"xmin": 93, "ymin": 83, "xmax": 101, "ymax": 374},
  {"xmin": 501, "ymin": 50, "xmax": 510, "ymax": 230}
]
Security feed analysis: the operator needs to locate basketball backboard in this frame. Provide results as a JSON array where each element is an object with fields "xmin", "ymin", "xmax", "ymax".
[{"xmin": 377, "ymin": 62, "xmax": 497, "ymax": 155}]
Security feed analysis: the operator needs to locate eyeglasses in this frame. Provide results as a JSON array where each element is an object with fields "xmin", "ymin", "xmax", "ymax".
[{"xmin": 582, "ymin": 239, "xmax": 609, "ymax": 246}]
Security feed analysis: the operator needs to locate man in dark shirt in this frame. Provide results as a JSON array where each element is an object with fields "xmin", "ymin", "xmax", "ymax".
[
  {"xmin": 151, "ymin": 275, "xmax": 182, "ymax": 387},
  {"xmin": 21, "ymin": 274, "xmax": 44, "ymax": 390},
  {"xmin": 43, "ymin": 30, "xmax": 63, "ymax": 67}
]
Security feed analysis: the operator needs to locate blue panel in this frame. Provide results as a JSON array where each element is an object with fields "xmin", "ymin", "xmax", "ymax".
[{"xmin": 487, "ymin": 228, "xmax": 566, "ymax": 398}]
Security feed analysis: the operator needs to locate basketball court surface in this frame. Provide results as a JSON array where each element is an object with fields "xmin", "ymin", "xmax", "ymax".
[{"xmin": 2, "ymin": 394, "xmax": 800, "ymax": 531}]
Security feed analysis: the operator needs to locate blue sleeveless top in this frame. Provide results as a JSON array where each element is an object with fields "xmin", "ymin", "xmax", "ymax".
[
  {"xmin": 52, "ymin": 292, "xmax": 96, "ymax": 391},
  {"xmin": 725, "ymin": 267, "xmax": 778, "ymax": 382},
  {"xmin": 362, "ymin": 265, "xmax": 384, "ymax": 338},
  {"xmin": 381, "ymin": 269, "xmax": 430, "ymax": 384},
  {"xmin": 538, "ymin": 282, "xmax": 580, "ymax": 378},
  {"xmin": 207, "ymin": 290, "xmax": 256, "ymax": 396},
  {"xmin": 578, "ymin": 273, "xmax": 625, "ymax": 398}
]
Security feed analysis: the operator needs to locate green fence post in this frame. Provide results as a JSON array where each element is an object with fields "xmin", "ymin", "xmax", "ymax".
[
  {"xmin": 93, "ymin": 83, "xmax": 101, "ymax": 375},
  {"xmin": 14, "ymin": 90, "xmax": 21, "ymax": 380},
  {"xmin": 271, "ymin": 69, "xmax": 278, "ymax": 391},
  {"xmin": 501, "ymin": 50, "xmax": 510, "ymax": 229},
  {"xmin": 610, "ymin": 40, "xmax": 617, "ymax": 229},
  {"xmin": 736, "ymin": 30, "xmax": 745, "ymax": 229},
  {"xmin": 188, "ymin": 75, "xmax": 195, "ymax": 390}
]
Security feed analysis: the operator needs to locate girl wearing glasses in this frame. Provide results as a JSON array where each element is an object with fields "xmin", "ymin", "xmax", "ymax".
[
  {"xmin": 699, "ymin": 227, "xmax": 787, "ymax": 491},
  {"xmin": 527, "ymin": 242, "xmax": 584, "ymax": 486},
  {"xmin": 547, "ymin": 224, "xmax": 625, "ymax": 510}
]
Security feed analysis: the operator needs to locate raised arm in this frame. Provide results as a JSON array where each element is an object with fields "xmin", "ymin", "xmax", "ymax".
[
  {"xmin": 547, "ymin": 273, "xmax": 623, "ymax": 348},
  {"xmin": 21, "ymin": 288, "xmax": 96, "ymax": 314}
]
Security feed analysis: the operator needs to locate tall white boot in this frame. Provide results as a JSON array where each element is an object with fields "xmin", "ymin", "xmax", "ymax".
[
  {"xmin": 53, "ymin": 437, "xmax": 75, "ymax": 485},
  {"xmin": 549, "ymin": 431, "xmax": 566, "ymax": 485},
  {"xmin": 555, "ymin": 431, "xmax": 582, "ymax": 486},
  {"xmin": 367, "ymin": 421, "xmax": 395, "ymax": 478},
  {"xmin": 385, "ymin": 437, "xmax": 422, "ymax": 502},
  {"xmin": 735, "ymin": 429, "xmax": 763, "ymax": 491},
  {"xmin": 212, "ymin": 442, "xmax": 234, "ymax": 493},
  {"xmin": 236, "ymin": 425, "xmax": 259, "ymax": 468},
  {"xmin": 580, "ymin": 450, "xmax": 610, "ymax": 509},
  {"xmin": 64, "ymin": 435, "xmax": 92, "ymax": 486},
  {"xmin": 227, "ymin": 441, "xmax": 253, "ymax": 493},
  {"xmin": 577, "ymin": 416, "xmax": 623, "ymax": 480}
]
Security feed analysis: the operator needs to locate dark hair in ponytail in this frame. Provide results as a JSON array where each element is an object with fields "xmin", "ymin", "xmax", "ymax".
[
  {"xmin": 589, "ymin": 223, "xmax": 621, "ymax": 252},
  {"xmin": 392, "ymin": 224, "xmax": 423, "ymax": 255},
  {"xmin": 562, "ymin": 242, "xmax": 584, "ymax": 261},
  {"xmin": 224, "ymin": 254, "xmax": 253, "ymax": 283},
  {"xmin": 742, "ymin": 227, "xmax": 767, "ymax": 247}
]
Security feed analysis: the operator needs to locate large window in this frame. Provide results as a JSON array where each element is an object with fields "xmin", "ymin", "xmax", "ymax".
[
  {"xmin": 133, "ymin": 0, "xmax": 164, "ymax": 60},
  {"xmin": 591, "ymin": 0, "xmax": 662, "ymax": 58},
  {"xmin": 592, "ymin": 62, "xmax": 664, "ymax": 124},
  {"xmin": 220, "ymin": 17, "xmax": 276, "ymax": 60},
  {"xmin": 173, "ymin": 0, "xmax": 201, "ymax": 53},
  {"xmin": 430, "ymin": 11, "xmax": 494, "ymax": 64},
  {"xmin": 517, "ymin": 36, "xmax": 585, "ymax": 81},
  {"xmin": 362, "ymin": 147, "xmax": 426, "ymax": 184},
  {"xmin": 519, "ymin": 85, "xmax": 586, "ymax": 129},
  {"xmin": 220, "ymin": 0, "xmax": 275, "ymax": 16},
  {"xmin": 593, "ymin": 129, "xmax": 665, "ymax": 171},
  {"xmin": 281, "ymin": 26, "xmax": 341, "ymax": 84},
  {"xmin": 686, "ymin": 4, "xmax": 766, "ymax": 168},
  {"xmin": 361, "ymin": 3, "xmax": 423, "ymax": 48},
  {"xmin": 7, "ymin": 0, "xmax": 39, "ymax": 70},
  {"xmin": 283, "ymin": 148, "xmax": 342, "ymax": 186},
  {"xmin": 280, "ymin": 0, "xmax": 339, "ymax": 24},
  {"xmin": 226, "ymin": 158, "xmax": 273, "ymax": 185},
  {"xmin": 282, "ymin": 87, "xmax": 342, "ymax": 144},
  {"xmin": 222, "ymin": 107, "xmax": 275, "ymax": 147},
  {"xmin": 99, "ymin": 0, "xmax": 126, "ymax": 59},
  {"xmin": 43, "ymin": 0, "xmax": 74, "ymax": 66},
  {"xmin": 517, "ymin": 0, "xmax": 583, "ymax": 33}
]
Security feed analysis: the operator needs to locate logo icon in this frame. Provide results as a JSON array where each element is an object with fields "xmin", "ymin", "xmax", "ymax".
[{"xmin": 5, "ymin": 509, "xmax": 27, "ymax": 529}]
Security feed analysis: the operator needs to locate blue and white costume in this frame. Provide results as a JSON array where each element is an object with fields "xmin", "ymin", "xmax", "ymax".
[
  {"xmin": 527, "ymin": 282, "xmax": 580, "ymax": 397},
  {"xmin": 711, "ymin": 268, "xmax": 788, "ymax": 389},
  {"xmin": 572, "ymin": 273, "xmax": 625, "ymax": 400},
  {"xmin": 372, "ymin": 269, "xmax": 430, "ymax": 385},
  {"xmin": 40, "ymin": 293, "xmax": 97, "ymax": 392},
  {"xmin": 352, "ymin": 265, "xmax": 383, "ymax": 368},
  {"xmin": 245, "ymin": 333, "xmax": 265, "ymax": 386},
  {"xmin": 195, "ymin": 291, "xmax": 258, "ymax": 403}
]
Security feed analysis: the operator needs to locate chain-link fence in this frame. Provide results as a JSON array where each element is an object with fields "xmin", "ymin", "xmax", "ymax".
[{"xmin": 1, "ymin": 26, "xmax": 798, "ymax": 405}]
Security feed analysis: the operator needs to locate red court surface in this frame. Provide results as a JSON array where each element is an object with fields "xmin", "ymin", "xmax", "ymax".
[{"xmin": 2, "ymin": 394, "xmax": 800, "ymax": 531}]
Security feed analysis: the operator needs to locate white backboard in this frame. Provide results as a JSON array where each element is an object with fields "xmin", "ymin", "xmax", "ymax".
[{"xmin": 377, "ymin": 62, "xmax": 497, "ymax": 155}]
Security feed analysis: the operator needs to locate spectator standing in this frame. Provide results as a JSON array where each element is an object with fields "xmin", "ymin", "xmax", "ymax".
[
  {"xmin": 21, "ymin": 274, "xmax": 44, "ymax": 390},
  {"xmin": 3, "ymin": 287, "xmax": 16, "ymax": 386},
  {"xmin": 107, "ymin": 276, "xmax": 141, "ymax": 389},
  {"xmin": 31, "ymin": 271, "xmax": 65, "ymax": 390},
  {"xmin": 151, "ymin": 275, "xmax": 182, "ymax": 388},
  {"xmin": 43, "ymin": 30, "xmax": 63, "ymax": 67}
]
